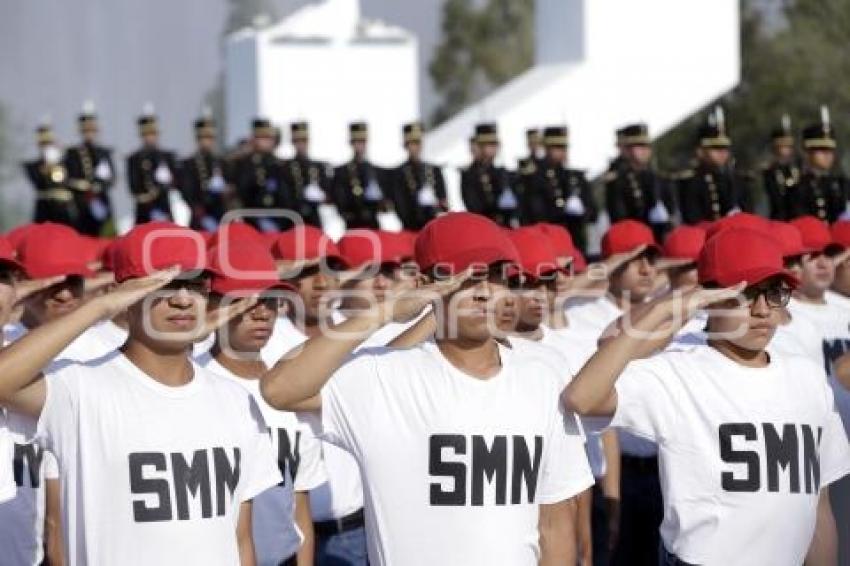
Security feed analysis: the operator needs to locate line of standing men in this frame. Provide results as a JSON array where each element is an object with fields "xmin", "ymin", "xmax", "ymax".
[{"xmin": 23, "ymin": 107, "xmax": 449, "ymax": 237}]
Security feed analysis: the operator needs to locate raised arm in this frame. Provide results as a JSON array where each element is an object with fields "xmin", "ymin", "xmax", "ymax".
[
  {"xmin": 261, "ymin": 273, "xmax": 468, "ymax": 411},
  {"xmin": 0, "ymin": 269, "xmax": 178, "ymax": 417},
  {"xmin": 563, "ymin": 285, "xmax": 742, "ymax": 416}
]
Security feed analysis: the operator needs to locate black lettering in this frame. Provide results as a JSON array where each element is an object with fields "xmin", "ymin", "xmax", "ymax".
[
  {"xmin": 511, "ymin": 436, "xmax": 543, "ymax": 504},
  {"xmin": 802, "ymin": 425, "xmax": 823, "ymax": 494},
  {"xmin": 471, "ymin": 436, "xmax": 507, "ymax": 506},
  {"xmin": 276, "ymin": 428, "xmax": 301, "ymax": 484},
  {"xmin": 129, "ymin": 452, "xmax": 173, "ymax": 522},
  {"xmin": 171, "ymin": 450, "xmax": 213, "ymax": 520},
  {"xmin": 13, "ymin": 443, "xmax": 44, "ymax": 488},
  {"xmin": 213, "ymin": 447, "xmax": 241, "ymax": 517},
  {"xmin": 719, "ymin": 423, "xmax": 760, "ymax": 492},
  {"xmin": 429, "ymin": 434, "xmax": 466, "ymax": 506},
  {"xmin": 763, "ymin": 424, "xmax": 800, "ymax": 493}
]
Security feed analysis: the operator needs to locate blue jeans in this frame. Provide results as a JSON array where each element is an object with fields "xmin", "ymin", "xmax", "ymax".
[{"xmin": 316, "ymin": 526, "xmax": 369, "ymax": 566}]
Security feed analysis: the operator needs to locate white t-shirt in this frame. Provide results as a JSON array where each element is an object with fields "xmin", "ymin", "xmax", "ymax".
[
  {"xmin": 4, "ymin": 321, "xmax": 121, "ymax": 363},
  {"xmin": 612, "ymin": 344, "xmax": 850, "ymax": 565},
  {"xmin": 197, "ymin": 353, "xmax": 327, "ymax": 565},
  {"xmin": 37, "ymin": 353, "xmax": 282, "ymax": 566},
  {"xmin": 320, "ymin": 341, "xmax": 593, "ymax": 566},
  {"xmin": 788, "ymin": 297, "xmax": 850, "ymax": 435},
  {"xmin": 261, "ymin": 315, "xmax": 366, "ymax": 522},
  {"xmin": 0, "ymin": 410, "xmax": 59, "ymax": 566}
]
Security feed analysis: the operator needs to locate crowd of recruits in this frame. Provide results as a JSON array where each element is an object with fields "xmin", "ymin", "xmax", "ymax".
[
  {"xmin": 25, "ymin": 103, "xmax": 849, "ymax": 257},
  {"xmin": 0, "ymin": 207, "xmax": 849, "ymax": 565}
]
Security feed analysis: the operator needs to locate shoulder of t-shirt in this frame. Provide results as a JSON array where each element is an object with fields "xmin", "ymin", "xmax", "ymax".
[
  {"xmin": 506, "ymin": 338, "xmax": 571, "ymax": 388},
  {"xmin": 774, "ymin": 352, "xmax": 827, "ymax": 383}
]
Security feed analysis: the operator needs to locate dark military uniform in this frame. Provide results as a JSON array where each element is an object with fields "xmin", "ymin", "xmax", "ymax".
[
  {"xmin": 127, "ymin": 113, "xmax": 179, "ymax": 224},
  {"xmin": 391, "ymin": 122, "xmax": 447, "ymax": 230},
  {"xmin": 233, "ymin": 118, "xmax": 295, "ymax": 232},
  {"xmin": 180, "ymin": 117, "xmax": 231, "ymax": 231},
  {"xmin": 281, "ymin": 122, "xmax": 331, "ymax": 229},
  {"xmin": 460, "ymin": 123, "xmax": 518, "ymax": 227},
  {"xmin": 762, "ymin": 120, "xmax": 800, "ymax": 221},
  {"xmin": 603, "ymin": 124, "xmax": 673, "ymax": 241},
  {"xmin": 333, "ymin": 122, "xmax": 389, "ymax": 229},
  {"xmin": 676, "ymin": 124, "xmax": 753, "ymax": 224},
  {"xmin": 24, "ymin": 124, "xmax": 80, "ymax": 227},
  {"xmin": 518, "ymin": 126, "xmax": 597, "ymax": 252},
  {"xmin": 63, "ymin": 109, "xmax": 116, "ymax": 235},
  {"xmin": 786, "ymin": 122, "xmax": 848, "ymax": 222}
]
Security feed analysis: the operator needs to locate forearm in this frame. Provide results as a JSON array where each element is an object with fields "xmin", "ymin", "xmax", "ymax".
[
  {"xmin": 0, "ymin": 299, "xmax": 105, "ymax": 403},
  {"xmin": 294, "ymin": 491, "xmax": 315, "ymax": 566},
  {"xmin": 237, "ymin": 502, "xmax": 256, "ymax": 566},
  {"xmin": 806, "ymin": 490, "xmax": 837, "ymax": 566},
  {"xmin": 45, "ymin": 478, "xmax": 65, "ymax": 566},
  {"xmin": 387, "ymin": 311, "xmax": 436, "ymax": 348},
  {"xmin": 261, "ymin": 306, "xmax": 386, "ymax": 410},
  {"xmin": 539, "ymin": 499, "xmax": 577, "ymax": 566},
  {"xmin": 575, "ymin": 489, "xmax": 593, "ymax": 566},
  {"xmin": 835, "ymin": 353, "xmax": 850, "ymax": 391}
]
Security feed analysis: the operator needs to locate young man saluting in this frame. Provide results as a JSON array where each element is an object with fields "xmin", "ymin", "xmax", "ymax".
[
  {"xmin": 0, "ymin": 222, "xmax": 282, "ymax": 565},
  {"xmin": 261, "ymin": 212, "xmax": 593, "ymax": 566},
  {"xmin": 565, "ymin": 226, "xmax": 850, "ymax": 566}
]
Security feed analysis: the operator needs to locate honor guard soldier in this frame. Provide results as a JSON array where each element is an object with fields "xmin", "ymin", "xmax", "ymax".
[
  {"xmin": 281, "ymin": 121, "xmax": 331, "ymax": 229},
  {"xmin": 391, "ymin": 121, "xmax": 447, "ymax": 230},
  {"xmin": 180, "ymin": 113, "xmax": 231, "ymax": 231},
  {"xmin": 63, "ymin": 101, "xmax": 116, "ymax": 236},
  {"xmin": 333, "ymin": 122, "xmax": 389, "ymax": 229},
  {"xmin": 24, "ymin": 120, "xmax": 78, "ymax": 227},
  {"xmin": 762, "ymin": 115, "xmax": 801, "ymax": 220},
  {"xmin": 676, "ymin": 108, "xmax": 754, "ymax": 225},
  {"xmin": 518, "ymin": 128, "xmax": 543, "ymax": 175},
  {"xmin": 127, "ymin": 105, "xmax": 179, "ymax": 224},
  {"xmin": 603, "ymin": 123, "xmax": 673, "ymax": 242},
  {"xmin": 519, "ymin": 125, "xmax": 596, "ymax": 252},
  {"xmin": 460, "ymin": 123, "xmax": 517, "ymax": 227},
  {"xmin": 233, "ymin": 118, "xmax": 294, "ymax": 232},
  {"xmin": 792, "ymin": 107, "xmax": 849, "ymax": 222}
]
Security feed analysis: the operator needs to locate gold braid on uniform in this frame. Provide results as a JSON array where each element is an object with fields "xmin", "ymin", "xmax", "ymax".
[
  {"xmin": 135, "ymin": 157, "xmax": 160, "ymax": 204},
  {"xmin": 403, "ymin": 163, "xmax": 435, "ymax": 196},
  {"xmin": 348, "ymin": 161, "xmax": 363, "ymax": 197}
]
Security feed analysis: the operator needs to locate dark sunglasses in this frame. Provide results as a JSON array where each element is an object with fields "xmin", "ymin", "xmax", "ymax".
[
  {"xmin": 161, "ymin": 277, "xmax": 210, "ymax": 296},
  {"xmin": 740, "ymin": 283, "xmax": 792, "ymax": 308}
]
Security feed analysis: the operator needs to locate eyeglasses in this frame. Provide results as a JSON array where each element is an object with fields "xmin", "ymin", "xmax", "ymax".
[{"xmin": 740, "ymin": 284, "xmax": 792, "ymax": 308}]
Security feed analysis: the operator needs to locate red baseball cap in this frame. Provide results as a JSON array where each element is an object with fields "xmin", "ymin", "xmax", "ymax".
[
  {"xmin": 208, "ymin": 243, "xmax": 294, "ymax": 296},
  {"xmin": 534, "ymin": 223, "xmax": 576, "ymax": 260},
  {"xmin": 789, "ymin": 216, "xmax": 839, "ymax": 253},
  {"xmin": 698, "ymin": 227, "xmax": 798, "ymax": 288},
  {"xmin": 663, "ymin": 225, "xmax": 706, "ymax": 262},
  {"xmin": 112, "ymin": 222, "xmax": 211, "ymax": 283},
  {"xmin": 338, "ymin": 230, "xmax": 392, "ymax": 269},
  {"xmin": 831, "ymin": 220, "xmax": 850, "ymax": 249},
  {"xmin": 705, "ymin": 212, "xmax": 770, "ymax": 240},
  {"xmin": 571, "ymin": 249, "xmax": 588, "ymax": 273},
  {"xmin": 415, "ymin": 212, "xmax": 520, "ymax": 274},
  {"xmin": 0, "ymin": 236, "xmax": 23, "ymax": 272},
  {"xmin": 18, "ymin": 223, "xmax": 94, "ymax": 279},
  {"xmin": 601, "ymin": 220, "xmax": 659, "ymax": 259},
  {"xmin": 380, "ymin": 231, "xmax": 415, "ymax": 264},
  {"xmin": 509, "ymin": 227, "xmax": 563, "ymax": 279},
  {"xmin": 4, "ymin": 224, "xmax": 36, "ymax": 252},
  {"xmin": 207, "ymin": 222, "xmax": 265, "ymax": 249},
  {"xmin": 770, "ymin": 221, "xmax": 809, "ymax": 258},
  {"xmin": 271, "ymin": 225, "xmax": 344, "ymax": 265}
]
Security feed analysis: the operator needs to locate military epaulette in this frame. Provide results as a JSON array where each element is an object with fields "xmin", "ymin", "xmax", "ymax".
[
  {"xmin": 672, "ymin": 169, "xmax": 695, "ymax": 180},
  {"xmin": 518, "ymin": 160, "xmax": 537, "ymax": 176}
]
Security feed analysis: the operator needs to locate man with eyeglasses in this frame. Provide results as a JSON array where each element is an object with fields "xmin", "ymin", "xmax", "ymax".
[
  {"xmin": 565, "ymin": 226, "xmax": 850, "ymax": 565},
  {"xmin": 261, "ymin": 212, "xmax": 593, "ymax": 566},
  {"xmin": 0, "ymin": 222, "xmax": 282, "ymax": 565}
]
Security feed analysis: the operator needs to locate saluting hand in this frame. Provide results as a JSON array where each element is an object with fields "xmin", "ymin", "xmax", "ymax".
[
  {"xmin": 95, "ymin": 267, "xmax": 181, "ymax": 319},
  {"xmin": 14, "ymin": 275, "xmax": 66, "ymax": 305},
  {"xmin": 383, "ymin": 269, "xmax": 472, "ymax": 324}
]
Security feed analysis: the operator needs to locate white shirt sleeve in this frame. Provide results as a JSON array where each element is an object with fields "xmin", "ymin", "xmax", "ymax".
[
  {"xmin": 36, "ymin": 362, "xmax": 82, "ymax": 464},
  {"xmin": 610, "ymin": 356, "xmax": 681, "ymax": 445},
  {"xmin": 320, "ymin": 352, "xmax": 381, "ymax": 456},
  {"xmin": 819, "ymin": 383, "xmax": 850, "ymax": 488},
  {"xmin": 292, "ymin": 414, "xmax": 327, "ymax": 492},
  {"xmin": 238, "ymin": 397, "xmax": 285, "ymax": 504},
  {"xmin": 43, "ymin": 450, "xmax": 60, "ymax": 480},
  {"xmin": 537, "ymin": 403, "xmax": 595, "ymax": 504},
  {"xmin": 0, "ymin": 410, "xmax": 14, "ymax": 502}
]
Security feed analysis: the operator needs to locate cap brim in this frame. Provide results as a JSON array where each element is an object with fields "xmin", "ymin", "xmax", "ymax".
[
  {"xmin": 25, "ymin": 263, "xmax": 94, "ymax": 279},
  {"xmin": 715, "ymin": 266, "xmax": 799, "ymax": 289}
]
